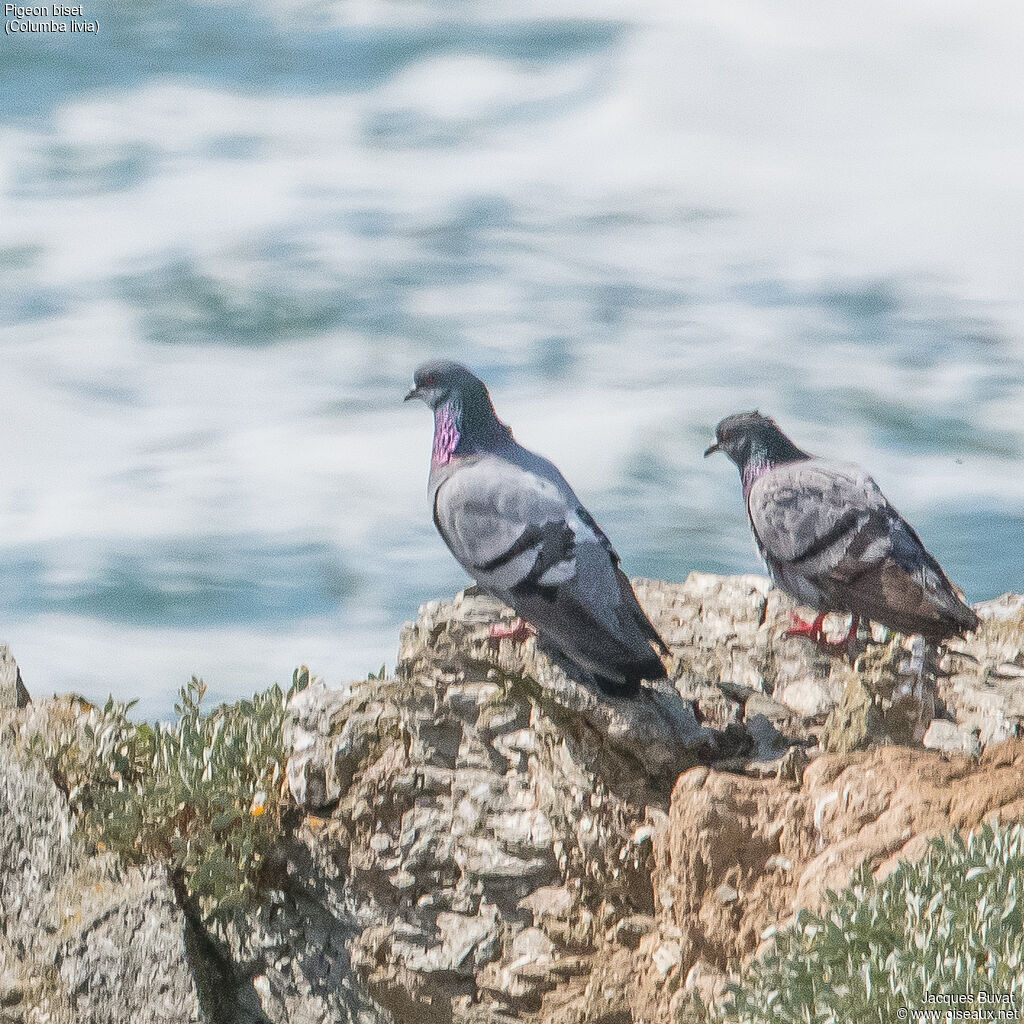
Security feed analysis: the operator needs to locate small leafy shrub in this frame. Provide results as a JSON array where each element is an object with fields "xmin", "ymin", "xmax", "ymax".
[
  {"xmin": 35, "ymin": 668, "xmax": 312, "ymax": 929},
  {"xmin": 717, "ymin": 824, "xmax": 1024, "ymax": 1023}
]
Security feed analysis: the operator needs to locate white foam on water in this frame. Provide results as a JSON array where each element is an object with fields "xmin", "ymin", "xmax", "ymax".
[{"xmin": 0, "ymin": 2, "xmax": 1022, "ymax": 713}]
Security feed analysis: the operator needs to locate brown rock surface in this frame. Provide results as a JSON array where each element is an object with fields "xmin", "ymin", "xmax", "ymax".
[{"xmin": 636, "ymin": 740, "xmax": 1024, "ymax": 1023}]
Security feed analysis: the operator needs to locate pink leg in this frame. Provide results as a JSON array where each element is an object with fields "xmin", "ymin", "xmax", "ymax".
[
  {"xmin": 784, "ymin": 612, "xmax": 828, "ymax": 643},
  {"xmin": 784, "ymin": 613, "xmax": 860, "ymax": 654},
  {"xmin": 487, "ymin": 618, "xmax": 535, "ymax": 648}
]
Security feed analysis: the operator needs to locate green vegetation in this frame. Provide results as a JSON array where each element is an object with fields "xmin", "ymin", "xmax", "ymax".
[
  {"xmin": 712, "ymin": 824, "xmax": 1024, "ymax": 1024},
  {"xmin": 33, "ymin": 668, "xmax": 311, "ymax": 930}
]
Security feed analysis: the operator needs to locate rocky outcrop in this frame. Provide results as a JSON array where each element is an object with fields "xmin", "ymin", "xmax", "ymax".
[
  {"xmin": 0, "ymin": 697, "xmax": 205, "ymax": 1024},
  {"xmin": 2, "ymin": 573, "xmax": 1023, "ymax": 1023},
  {"xmin": 284, "ymin": 575, "xmax": 1024, "ymax": 1024},
  {"xmin": 640, "ymin": 741, "xmax": 1024, "ymax": 1021},
  {"xmin": 0, "ymin": 644, "xmax": 29, "ymax": 711},
  {"xmin": 939, "ymin": 591, "xmax": 1024, "ymax": 749},
  {"xmin": 0, "ymin": 695, "xmax": 384, "ymax": 1024},
  {"xmin": 0, "ymin": 763, "xmax": 199, "ymax": 1020},
  {"xmin": 639, "ymin": 573, "xmax": 1024, "ymax": 753},
  {"xmin": 285, "ymin": 589, "xmax": 716, "ymax": 1024}
]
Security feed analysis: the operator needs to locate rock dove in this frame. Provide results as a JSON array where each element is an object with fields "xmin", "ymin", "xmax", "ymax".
[
  {"xmin": 405, "ymin": 360, "xmax": 668, "ymax": 696},
  {"xmin": 704, "ymin": 411, "xmax": 979, "ymax": 647}
]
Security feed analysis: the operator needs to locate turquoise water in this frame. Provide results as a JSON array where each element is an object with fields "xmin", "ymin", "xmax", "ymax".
[{"xmin": 1, "ymin": 1, "xmax": 1022, "ymax": 716}]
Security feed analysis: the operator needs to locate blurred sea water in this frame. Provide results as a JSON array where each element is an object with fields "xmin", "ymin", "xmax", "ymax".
[{"xmin": 1, "ymin": 0, "xmax": 1022, "ymax": 717}]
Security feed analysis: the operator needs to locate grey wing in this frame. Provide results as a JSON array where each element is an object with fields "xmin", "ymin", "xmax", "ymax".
[
  {"xmin": 433, "ymin": 457, "xmax": 581, "ymax": 596},
  {"xmin": 749, "ymin": 460, "xmax": 978, "ymax": 637},
  {"xmin": 433, "ymin": 456, "xmax": 667, "ymax": 690},
  {"xmin": 748, "ymin": 461, "xmax": 888, "ymax": 573}
]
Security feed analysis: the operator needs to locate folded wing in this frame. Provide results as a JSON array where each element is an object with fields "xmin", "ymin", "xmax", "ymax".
[
  {"xmin": 749, "ymin": 460, "xmax": 978, "ymax": 638},
  {"xmin": 433, "ymin": 456, "xmax": 667, "ymax": 694}
]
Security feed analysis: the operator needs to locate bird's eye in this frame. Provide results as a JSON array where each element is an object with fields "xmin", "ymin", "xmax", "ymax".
[{"xmin": 422, "ymin": 374, "xmax": 436, "ymax": 387}]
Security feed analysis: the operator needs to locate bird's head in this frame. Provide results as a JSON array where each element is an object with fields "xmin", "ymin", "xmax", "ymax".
[
  {"xmin": 404, "ymin": 360, "xmax": 490, "ymax": 412},
  {"xmin": 704, "ymin": 411, "xmax": 806, "ymax": 469},
  {"xmin": 405, "ymin": 361, "xmax": 512, "ymax": 455}
]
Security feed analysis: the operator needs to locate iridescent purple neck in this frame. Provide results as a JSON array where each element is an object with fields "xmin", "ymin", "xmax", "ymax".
[
  {"xmin": 432, "ymin": 401, "xmax": 461, "ymax": 466},
  {"xmin": 741, "ymin": 455, "xmax": 773, "ymax": 496}
]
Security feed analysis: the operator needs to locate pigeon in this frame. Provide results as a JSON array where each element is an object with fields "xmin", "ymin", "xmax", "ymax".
[
  {"xmin": 704, "ymin": 411, "xmax": 979, "ymax": 648},
  {"xmin": 405, "ymin": 360, "xmax": 668, "ymax": 696}
]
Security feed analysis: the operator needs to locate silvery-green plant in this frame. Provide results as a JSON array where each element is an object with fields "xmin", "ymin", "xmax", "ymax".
[
  {"xmin": 715, "ymin": 824, "xmax": 1024, "ymax": 1024},
  {"xmin": 36, "ymin": 667, "xmax": 312, "ymax": 929}
]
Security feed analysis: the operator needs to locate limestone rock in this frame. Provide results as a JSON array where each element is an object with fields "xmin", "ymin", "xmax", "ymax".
[
  {"xmin": 645, "ymin": 575, "xmax": 1024, "ymax": 759},
  {"xmin": 58, "ymin": 863, "xmax": 203, "ymax": 1024},
  {"xmin": 0, "ymin": 728, "xmax": 202, "ymax": 1024},
  {"xmin": 939, "ymin": 594, "xmax": 1024, "ymax": 748},
  {"xmin": 923, "ymin": 718, "xmax": 981, "ymax": 756},
  {"xmin": 635, "ymin": 573, "xmax": 842, "ymax": 726},
  {"xmin": 282, "ymin": 578, "xmax": 1024, "ymax": 1024},
  {"xmin": 289, "ymin": 588, "xmax": 697, "ymax": 1023}
]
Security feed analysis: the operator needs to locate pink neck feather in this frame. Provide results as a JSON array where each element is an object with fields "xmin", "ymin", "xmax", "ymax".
[
  {"xmin": 741, "ymin": 457, "xmax": 772, "ymax": 496},
  {"xmin": 432, "ymin": 402, "xmax": 461, "ymax": 466}
]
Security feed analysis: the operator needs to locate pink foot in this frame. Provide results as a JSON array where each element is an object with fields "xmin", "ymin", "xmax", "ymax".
[
  {"xmin": 488, "ymin": 618, "xmax": 535, "ymax": 649},
  {"xmin": 784, "ymin": 612, "xmax": 827, "ymax": 644},
  {"xmin": 784, "ymin": 613, "xmax": 859, "ymax": 654}
]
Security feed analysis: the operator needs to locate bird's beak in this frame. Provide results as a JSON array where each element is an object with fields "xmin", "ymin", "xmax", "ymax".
[
  {"xmin": 404, "ymin": 387, "xmax": 421, "ymax": 403},
  {"xmin": 703, "ymin": 441, "xmax": 721, "ymax": 458}
]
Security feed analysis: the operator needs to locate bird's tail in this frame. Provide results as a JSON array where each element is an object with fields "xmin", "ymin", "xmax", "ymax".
[
  {"xmin": 591, "ymin": 658, "xmax": 664, "ymax": 699},
  {"xmin": 615, "ymin": 568, "xmax": 671, "ymax": 656},
  {"xmin": 514, "ymin": 577, "xmax": 668, "ymax": 698}
]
